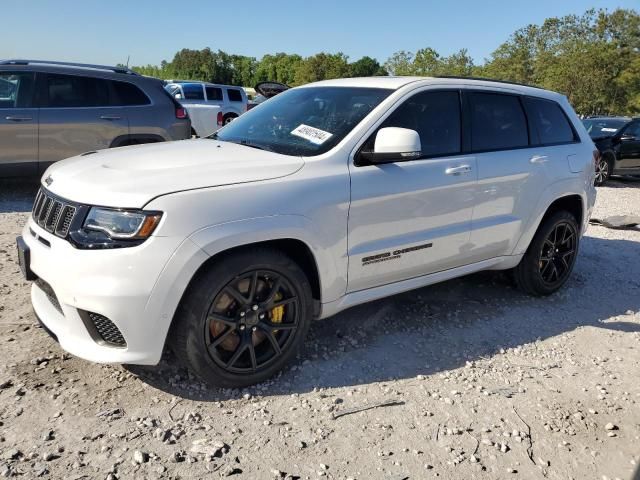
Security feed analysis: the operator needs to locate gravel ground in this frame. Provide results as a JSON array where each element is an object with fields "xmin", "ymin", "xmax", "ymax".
[{"xmin": 0, "ymin": 177, "xmax": 639, "ymax": 480}]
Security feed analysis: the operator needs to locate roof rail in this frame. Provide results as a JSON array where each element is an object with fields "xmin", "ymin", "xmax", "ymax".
[
  {"xmin": 434, "ymin": 75, "xmax": 544, "ymax": 90},
  {"xmin": 0, "ymin": 59, "xmax": 139, "ymax": 75}
]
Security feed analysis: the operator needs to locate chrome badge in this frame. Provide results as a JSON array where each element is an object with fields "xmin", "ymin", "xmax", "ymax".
[{"xmin": 44, "ymin": 175, "xmax": 53, "ymax": 186}]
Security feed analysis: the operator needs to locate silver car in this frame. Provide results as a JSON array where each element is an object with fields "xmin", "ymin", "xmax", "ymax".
[{"xmin": 0, "ymin": 60, "xmax": 191, "ymax": 177}]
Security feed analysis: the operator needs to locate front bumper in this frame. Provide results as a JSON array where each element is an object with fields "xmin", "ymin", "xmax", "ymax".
[{"xmin": 23, "ymin": 218, "xmax": 192, "ymax": 365}]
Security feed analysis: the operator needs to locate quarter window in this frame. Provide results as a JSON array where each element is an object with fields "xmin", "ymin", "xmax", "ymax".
[
  {"xmin": 205, "ymin": 86, "xmax": 223, "ymax": 101},
  {"xmin": 226, "ymin": 88, "xmax": 243, "ymax": 102},
  {"xmin": 0, "ymin": 72, "xmax": 34, "ymax": 108},
  {"xmin": 46, "ymin": 74, "xmax": 110, "ymax": 108},
  {"xmin": 469, "ymin": 92, "xmax": 529, "ymax": 151},
  {"xmin": 376, "ymin": 90, "xmax": 461, "ymax": 157},
  {"xmin": 524, "ymin": 97, "xmax": 575, "ymax": 145},
  {"xmin": 111, "ymin": 81, "xmax": 150, "ymax": 106}
]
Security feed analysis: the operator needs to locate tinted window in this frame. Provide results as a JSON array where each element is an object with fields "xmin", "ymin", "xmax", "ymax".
[
  {"xmin": 112, "ymin": 81, "xmax": 150, "ymax": 106},
  {"xmin": 469, "ymin": 92, "xmax": 528, "ymax": 151},
  {"xmin": 582, "ymin": 118, "xmax": 627, "ymax": 138},
  {"xmin": 205, "ymin": 86, "xmax": 223, "ymax": 101},
  {"xmin": 623, "ymin": 121, "xmax": 640, "ymax": 138},
  {"xmin": 181, "ymin": 83, "xmax": 204, "ymax": 100},
  {"xmin": 377, "ymin": 90, "xmax": 461, "ymax": 157},
  {"xmin": 0, "ymin": 72, "xmax": 34, "ymax": 108},
  {"xmin": 227, "ymin": 88, "xmax": 243, "ymax": 102},
  {"xmin": 46, "ymin": 74, "xmax": 110, "ymax": 108},
  {"xmin": 525, "ymin": 97, "xmax": 575, "ymax": 145}
]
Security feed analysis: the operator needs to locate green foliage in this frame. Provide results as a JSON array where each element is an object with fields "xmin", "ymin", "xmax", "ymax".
[{"xmin": 131, "ymin": 8, "xmax": 639, "ymax": 114}]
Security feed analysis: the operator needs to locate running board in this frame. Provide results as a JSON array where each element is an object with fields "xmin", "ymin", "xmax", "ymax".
[{"xmin": 319, "ymin": 256, "xmax": 520, "ymax": 319}]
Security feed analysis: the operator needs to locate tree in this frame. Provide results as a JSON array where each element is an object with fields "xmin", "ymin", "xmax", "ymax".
[
  {"xmin": 293, "ymin": 53, "xmax": 350, "ymax": 85},
  {"xmin": 384, "ymin": 51, "xmax": 414, "ymax": 75},
  {"xmin": 349, "ymin": 56, "xmax": 387, "ymax": 77}
]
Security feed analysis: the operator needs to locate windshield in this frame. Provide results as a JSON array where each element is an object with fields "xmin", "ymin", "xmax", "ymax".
[
  {"xmin": 213, "ymin": 87, "xmax": 392, "ymax": 156},
  {"xmin": 582, "ymin": 118, "xmax": 627, "ymax": 138}
]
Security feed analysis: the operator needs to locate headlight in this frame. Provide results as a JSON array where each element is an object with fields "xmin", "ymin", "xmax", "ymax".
[{"xmin": 83, "ymin": 208, "xmax": 162, "ymax": 240}]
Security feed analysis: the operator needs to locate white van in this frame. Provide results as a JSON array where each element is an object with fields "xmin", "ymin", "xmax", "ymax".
[{"xmin": 164, "ymin": 81, "xmax": 247, "ymax": 124}]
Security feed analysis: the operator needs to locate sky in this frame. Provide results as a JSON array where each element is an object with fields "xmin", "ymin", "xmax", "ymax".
[{"xmin": 1, "ymin": 0, "xmax": 637, "ymax": 68}]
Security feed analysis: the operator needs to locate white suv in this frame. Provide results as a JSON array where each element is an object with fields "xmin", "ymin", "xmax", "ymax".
[
  {"xmin": 164, "ymin": 81, "xmax": 247, "ymax": 125},
  {"xmin": 17, "ymin": 77, "xmax": 596, "ymax": 388}
]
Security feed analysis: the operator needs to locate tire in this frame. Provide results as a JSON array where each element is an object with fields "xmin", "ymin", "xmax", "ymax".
[
  {"xmin": 223, "ymin": 114, "xmax": 237, "ymax": 125},
  {"xmin": 513, "ymin": 211, "xmax": 580, "ymax": 296},
  {"xmin": 594, "ymin": 156, "xmax": 612, "ymax": 186},
  {"xmin": 170, "ymin": 248, "xmax": 313, "ymax": 388}
]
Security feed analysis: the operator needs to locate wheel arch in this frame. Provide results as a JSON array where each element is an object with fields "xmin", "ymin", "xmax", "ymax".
[
  {"xmin": 109, "ymin": 134, "xmax": 166, "ymax": 148},
  {"xmin": 513, "ymin": 189, "xmax": 586, "ymax": 256}
]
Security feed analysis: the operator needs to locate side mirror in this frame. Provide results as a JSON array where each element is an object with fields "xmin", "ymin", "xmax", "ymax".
[
  {"xmin": 175, "ymin": 93, "xmax": 183, "ymax": 100},
  {"xmin": 359, "ymin": 127, "xmax": 422, "ymax": 164}
]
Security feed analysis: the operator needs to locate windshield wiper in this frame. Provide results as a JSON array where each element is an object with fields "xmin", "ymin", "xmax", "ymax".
[{"xmin": 235, "ymin": 140, "xmax": 274, "ymax": 152}]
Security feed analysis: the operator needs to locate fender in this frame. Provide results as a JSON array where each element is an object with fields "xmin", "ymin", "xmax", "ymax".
[
  {"xmin": 188, "ymin": 214, "xmax": 346, "ymax": 303},
  {"xmin": 511, "ymin": 178, "xmax": 588, "ymax": 256},
  {"xmin": 109, "ymin": 134, "xmax": 166, "ymax": 148}
]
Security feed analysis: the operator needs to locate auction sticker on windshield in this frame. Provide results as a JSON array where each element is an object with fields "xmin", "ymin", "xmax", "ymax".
[{"xmin": 291, "ymin": 124, "xmax": 333, "ymax": 145}]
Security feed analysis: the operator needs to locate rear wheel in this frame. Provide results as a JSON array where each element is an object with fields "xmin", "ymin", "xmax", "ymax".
[
  {"xmin": 223, "ymin": 114, "xmax": 237, "ymax": 125},
  {"xmin": 594, "ymin": 157, "xmax": 612, "ymax": 185},
  {"xmin": 170, "ymin": 248, "xmax": 313, "ymax": 388},
  {"xmin": 513, "ymin": 211, "xmax": 579, "ymax": 296}
]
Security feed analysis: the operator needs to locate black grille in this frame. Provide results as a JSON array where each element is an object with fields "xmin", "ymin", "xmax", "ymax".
[
  {"xmin": 32, "ymin": 189, "xmax": 77, "ymax": 238},
  {"xmin": 34, "ymin": 278, "xmax": 63, "ymax": 315},
  {"xmin": 86, "ymin": 312, "xmax": 127, "ymax": 347}
]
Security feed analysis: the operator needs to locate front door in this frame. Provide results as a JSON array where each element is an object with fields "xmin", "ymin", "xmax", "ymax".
[
  {"xmin": 0, "ymin": 71, "xmax": 38, "ymax": 176},
  {"xmin": 38, "ymin": 72, "xmax": 128, "ymax": 172},
  {"xmin": 347, "ymin": 90, "xmax": 477, "ymax": 292},
  {"xmin": 617, "ymin": 121, "xmax": 640, "ymax": 171}
]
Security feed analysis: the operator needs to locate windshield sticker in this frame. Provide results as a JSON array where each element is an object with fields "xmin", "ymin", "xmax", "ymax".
[
  {"xmin": 601, "ymin": 128, "xmax": 618, "ymax": 132},
  {"xmin": 291, "ymin": 124, "xmax": 333, "ymax": 145}
]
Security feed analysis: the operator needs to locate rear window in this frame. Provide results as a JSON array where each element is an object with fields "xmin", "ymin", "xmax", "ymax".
[
  {"xmin": 524, "ymin": 97, "xmax": 575, "ymax": 145},
  {"xmin": 205, "ymin": 86, "xmax": 223, "ymax": 101},
  {"xmin": 111, "ymin": 81, "xmax": 150, "ymax": 106},
  {"xmin": 181, "ymin": 84, "xmax": 205, "ymax": 100},
  {"xmin": 469, "ymin": 92, "xmax": 529, "ymax": 151},
  {"xmin": 45, "ymin": 73, "xmax": 110, "ymax": 108},
  {"xmin": 227, "ymin": 88, "xmax": 243, "ymax": 102}
]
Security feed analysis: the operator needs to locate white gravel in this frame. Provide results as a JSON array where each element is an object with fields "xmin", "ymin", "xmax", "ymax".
[{"xmin": 0, "ymin": 176, "xmax": 639, "ymax": 479}]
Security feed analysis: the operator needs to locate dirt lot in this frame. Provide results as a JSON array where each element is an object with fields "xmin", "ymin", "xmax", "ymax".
[{"xmin": 0, "ymin": 177, "xmax": 639, "ymax": 480}]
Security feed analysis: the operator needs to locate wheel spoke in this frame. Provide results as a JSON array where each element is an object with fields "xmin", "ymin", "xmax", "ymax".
[
  {"xmin": 271, "ymin": 297, "xmax": 297, "ymax": 310},
  {"xmin": 248, "ymin": 341, "xmax": 258, "ymax": 371},
  {"xmin": 225, "ymin": 285, "xmax": 249, "ymax": 305},
  {"xmin": 248, "ymin": 271, "xmax": 259, "ymax": 302},
  {"xmin": 225, "ymin": 339, "xmax": 249, "ymax": 369},
  {"xmin": 209, "ymin": 327, "xmax": 235, "ymax": 349},
  {"xmin": 264, "ymin": 321, "xmax": 297, "ymax": 331},
  {"xmin": 264, "ymin": 277, "xmax": 282, "ymax": 304},
  {"xmin": 208, "ymin": 313, "xmax": 237, "ymax": 328}
]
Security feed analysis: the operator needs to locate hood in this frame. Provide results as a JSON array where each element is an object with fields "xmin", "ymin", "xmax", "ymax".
[{"xmin": 43, "ymin": 139, "xmax": 304, "ymax": 208}]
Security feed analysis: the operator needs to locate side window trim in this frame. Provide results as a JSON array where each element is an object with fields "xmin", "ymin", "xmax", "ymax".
[
  {"xmin": 0, "ymin": 71, "xmax": 37, "ymax": 109},
  {"xmin": 354, "ymin": 88, "xmax": 464, "ymax": 166},
  {"xmin": 462, "ymin": 89, "xmax": 532, "ymax": 154}
]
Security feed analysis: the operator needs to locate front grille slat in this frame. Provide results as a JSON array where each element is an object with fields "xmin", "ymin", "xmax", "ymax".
[{"xmin": 32, "ymin": 188, "xmax": 78, "ymax": 240}]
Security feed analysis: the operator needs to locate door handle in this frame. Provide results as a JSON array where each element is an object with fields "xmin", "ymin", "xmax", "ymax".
[
  {"xmin": 445, "ymin": 165, "xmax": 472, "ymax": 175},
  {"xmin": 5, "ymin": 116, "xmax": 32, "ymax": 122},
  {"xmin": 100, "ymin": 115, "xmax": 122, "ymax": 121},
  {"xmin": 530, "ymin": 155, "xmax": 549, "ymax": 164}
]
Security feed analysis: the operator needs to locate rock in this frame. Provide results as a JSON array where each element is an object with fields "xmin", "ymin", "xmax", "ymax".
[
  {"xmin": 133, "ymin": 450, "xmax": 148, "ymax": 464},
  {"xmin": 500, "ymin": 443, "xmax": 509, "ymax": 453},
  {"xmin": 604, "ymin": 423, "xmax": 618, "ymax": 431},
  {"xmin": 43, "ymin": 452, "xmax": 59, "ymax": 462},
  {"xmin": 220, "ymin": 465, "xmax": 242, "ymax": 476},
  {"xmin": 191, "ymin": 439, "xmax": 228, "ymax": 459},
  {"xmin": 0, "ymin": 380, "xmax": 12, "ymax": 390}
]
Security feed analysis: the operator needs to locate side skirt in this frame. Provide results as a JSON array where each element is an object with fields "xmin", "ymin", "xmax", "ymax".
[{"xmin": 319, "ymin": 255, "xmax": 523, "ymax": 319}]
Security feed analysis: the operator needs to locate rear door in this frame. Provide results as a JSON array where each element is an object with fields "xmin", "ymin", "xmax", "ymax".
[
  {"xmin": 617, "ymin": 121, "xmax": 640, "ymax": 170},
  {"xmin": 38, "ymin": 72, "xmax": 129, "ymax": 171},
  {"xmin": 347, "ymin": 89, "xmax": 477, "ymax": 292},
  {"xmin": 465, "ymin": 91, "xmax": 545, "ymax": 262},
  {"xmin": 0, "ymin": 71, "xmax": 38, "ymax": 176}
]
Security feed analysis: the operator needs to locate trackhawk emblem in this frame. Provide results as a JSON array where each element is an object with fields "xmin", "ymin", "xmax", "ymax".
[{"xmin": 44, "ymin": 175, "xmax": 53, "ymax": 186}]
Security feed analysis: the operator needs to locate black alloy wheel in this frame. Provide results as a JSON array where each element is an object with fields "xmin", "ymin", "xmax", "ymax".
[
  {"xmin": 538, "ymin": 221, "xmax": 577, "ymax": 287},
  {"xmin": 205, "ymin": 270, "xmax": 300, "ymax": 374}
]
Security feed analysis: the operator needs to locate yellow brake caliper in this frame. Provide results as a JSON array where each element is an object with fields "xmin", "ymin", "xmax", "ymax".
[{"xmin": 271, "ymin": 292, "xmax": 284, "ymax": 323}]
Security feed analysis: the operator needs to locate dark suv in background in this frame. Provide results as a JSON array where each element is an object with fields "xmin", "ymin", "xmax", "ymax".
[
  {"xmin": 582, "ymin": 116, "xmax": 640, "ymax": 185},
  {"xmin": 0, "ymin": 60, "xmax": 191, "ymax": 177}
]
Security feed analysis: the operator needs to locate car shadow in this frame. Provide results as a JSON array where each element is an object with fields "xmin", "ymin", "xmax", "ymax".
[
  {"xmin": 0, "ymin": 178, "xmax": 39, "ymax": 213},
  {"xmin": 605, "ymin": 175, "xmax": 640, "ymax": 189},
  {"xmin": 127, "ymin": 233, "xmax": 640, "ymax": 401}
]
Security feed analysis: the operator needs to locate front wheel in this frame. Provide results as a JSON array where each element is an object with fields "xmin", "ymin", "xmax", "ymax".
[
  {"xmin": 170, "ymin": 248, "xmax": 313, "ymax": 388},
  {"xmin": 513, "ymin": 211, "xmax": 579, "ymax": 296}
]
